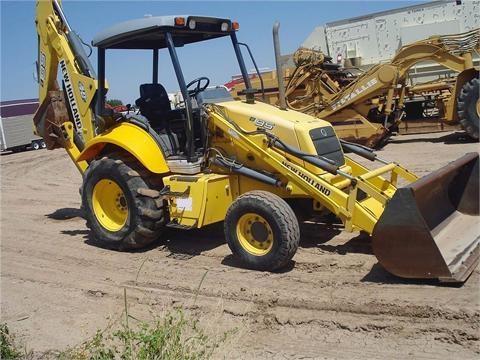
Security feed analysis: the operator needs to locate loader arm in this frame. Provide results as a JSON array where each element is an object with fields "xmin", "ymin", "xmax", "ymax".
[
  {"xmin": 34, "ymin": 0, "xmax": 99, "ymax": 173},
  {"xmin": 206, "ymin": 104, "xmax": 417, "ymax": 234},
  {"xmin": 207, "ymin": 103, "xmax": 479, "ymax": 282}
]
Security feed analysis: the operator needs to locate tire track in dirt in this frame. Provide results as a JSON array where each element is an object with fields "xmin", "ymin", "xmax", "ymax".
[
  {"xmin": 2, "ymin": 132, "xmax": 479, "ymax": 358},
  {"xmin": 4, "ymin": 240, "xmax": 478, "ymax": 330}
]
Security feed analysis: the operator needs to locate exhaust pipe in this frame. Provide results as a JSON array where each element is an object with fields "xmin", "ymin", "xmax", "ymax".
[
  {"xmin": 372, "ymin": 152, "xmax": 479, "ymax": 282},
  {"xmin": 273, "ymin": 22, "xmax": 287, "ymax": 111}
]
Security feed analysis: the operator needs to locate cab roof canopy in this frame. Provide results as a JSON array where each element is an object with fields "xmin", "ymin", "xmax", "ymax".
[{"xmin": 92, "ymin": 15, "xmax": 235, "ymax": 49}]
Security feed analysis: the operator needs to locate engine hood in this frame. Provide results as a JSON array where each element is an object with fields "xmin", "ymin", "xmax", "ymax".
[
  {"xmin": 212, "ymin": 100, "xmax": 345, "ymax": 166},
  {"xmin": 217, "ymin": 100, "xmax": 331, "ymax": 128},
  {"xmin": 213, "ymin": 100, "xmax": 334, "ymax": 150}
]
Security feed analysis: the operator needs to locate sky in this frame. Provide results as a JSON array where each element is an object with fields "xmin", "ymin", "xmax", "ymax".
[{"xmin": 1, "ymin": 0, "xmax": 425, "ymax": 104}]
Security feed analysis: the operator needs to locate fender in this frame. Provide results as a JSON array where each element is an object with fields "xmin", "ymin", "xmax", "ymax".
[{"xmin": 77, "ymin": 122, "xmax": 169, "ymax": 174}]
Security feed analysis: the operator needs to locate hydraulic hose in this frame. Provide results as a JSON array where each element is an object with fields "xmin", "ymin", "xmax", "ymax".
[
  {"xmin": 212, "ymin": 157, "xmax": 281, "ymax": 187},
  {"xmin": 269, "ymin": 136, "xmax": 339, "ymax": 175}
]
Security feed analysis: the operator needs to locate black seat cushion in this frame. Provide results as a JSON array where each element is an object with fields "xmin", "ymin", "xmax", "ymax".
[{"xmin": 135, "ymin": 83, "xmax": 172, "ymax": 128}]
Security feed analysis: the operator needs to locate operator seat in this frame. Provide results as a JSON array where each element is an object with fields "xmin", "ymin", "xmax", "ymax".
[
  {"xmin": 135, "ymin": 83, "xmax": 172, "ymax": 129},
  {"xmin": 135, "ymin": 83, "xmax": 181, "ymax": 157}
]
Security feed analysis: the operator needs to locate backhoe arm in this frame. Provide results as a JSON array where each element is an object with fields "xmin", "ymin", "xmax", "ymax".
[
  {"xmin": 391, "ymin": 29, "xmax": 479, "ymax": 75},
  {"xmin": 319, "ymin": 28, "xmax": 479, "ymax": 119},
  {"xmin": 34, "ymin": 0, "xmax": 99, "ymax": 172}
]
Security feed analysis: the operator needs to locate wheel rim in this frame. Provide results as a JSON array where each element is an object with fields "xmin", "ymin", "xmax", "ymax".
[
  {"xmin": 236, "ymin": 213, "xmax": 273, "ymax": 256},
  {"xmin": 92, "ymin": 179, "xmax": 128, "ymax": 232},
  {"xmin": 33, "ymin": 143, "xmax": 39, "ymax": 150}
]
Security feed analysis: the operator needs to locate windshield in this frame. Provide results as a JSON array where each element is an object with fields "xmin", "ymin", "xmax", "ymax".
[{"xmin": 102, "ymin": 32, "xmax": 250, "ymax": 105}]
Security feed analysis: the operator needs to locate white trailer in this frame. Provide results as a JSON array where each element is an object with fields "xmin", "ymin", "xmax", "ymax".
[{"xmin": 0, "ymin": 99, "xmax": 45, "ymax": 152}]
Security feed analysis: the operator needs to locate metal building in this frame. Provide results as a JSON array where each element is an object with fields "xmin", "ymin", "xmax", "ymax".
[{"xmin": 302, "ymin": 0, "xmax": 479, "ymax": 82}]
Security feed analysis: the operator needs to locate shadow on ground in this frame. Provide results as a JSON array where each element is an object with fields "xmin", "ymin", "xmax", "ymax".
[
  {"xmin": 388, "ymin": 131, "xmax": 475, "ymax": 146},
  {"xmin": 360, "ymin": 263, "xmax": 456, "ymax": 287},
  {"xmin": 300, "ymin": 218, "xmax": 373, "ymax": 256},
  {"xmin": 46, "ymin": 207, "xmax": 84, "ymax": 220},
  {"xmin": 160, "ymin": 222, "xmax": 226, "ymax": 259},
  {"xmin": 47, "ymin": 208, "xmax": 459, "ymax": 284}
]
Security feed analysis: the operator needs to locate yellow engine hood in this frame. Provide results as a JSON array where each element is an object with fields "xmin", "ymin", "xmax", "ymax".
[{"xmin": 216, "ymin": 100, "xmax": 334, "ymax": 150}]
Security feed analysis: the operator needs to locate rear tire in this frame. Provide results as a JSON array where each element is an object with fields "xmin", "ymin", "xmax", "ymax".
[
  {"xmin": 32, "ymin": 141, "xmax": 40, "ymax": 150},
  {"xmin": 457, "ymin": 78, "xmax": 479, "ymax": 140},
  {"xmin": 82, "ymin": 154, "xmax": 165, "ymax": 250},
  {"xmin": 225, "ymin": 190, "xmax": 300, "ymax": 271}
]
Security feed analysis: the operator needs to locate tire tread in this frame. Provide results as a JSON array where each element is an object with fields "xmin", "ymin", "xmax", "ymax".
[
  {"xmin": 82, "ymin": 153, "xmax": 166, "ymax": 250},
  {"xmin": 457, "ymin": 77, "xmax": 479, "ymax": 140},
  {"xmin": 225, "ymin": 190, "xmax": 300, "ymax": 271}
]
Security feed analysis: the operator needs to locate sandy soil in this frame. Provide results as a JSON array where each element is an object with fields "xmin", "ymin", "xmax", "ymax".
[{"xmin": 1, "ymin": 130, "xmax": 479, "ymax": 359}]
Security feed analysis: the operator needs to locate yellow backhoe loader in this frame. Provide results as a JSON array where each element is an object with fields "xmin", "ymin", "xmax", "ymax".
[
  {"xmin": 231, "ymin": 28, "xmax": 480, "ymax": 147},
  {"xmin": 34, "ymin": 1, "xmax": 479, "ymax": 282}
]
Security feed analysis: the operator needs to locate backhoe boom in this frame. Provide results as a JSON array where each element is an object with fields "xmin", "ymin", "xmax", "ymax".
[{"xmin": 34, "ymin": 0, "xmax": 99, "ymax": 172}]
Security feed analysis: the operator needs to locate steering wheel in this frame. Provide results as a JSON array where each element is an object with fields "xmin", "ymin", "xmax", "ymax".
[{"xmin": 186, "ymin": 76, "xmax": 210, "ymax": 97}]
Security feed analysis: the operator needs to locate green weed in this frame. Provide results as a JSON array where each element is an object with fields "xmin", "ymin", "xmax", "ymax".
[
  {"xmin": 0, "ymin": 323, "xmax": 22, "ymax": 359},
  {"xmin": 61, "ymin": 289, "xmax": 232, "ymax": 359}
]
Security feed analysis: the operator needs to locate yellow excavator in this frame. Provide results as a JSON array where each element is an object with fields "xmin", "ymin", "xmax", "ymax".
[
  {"xmin": 231, "ymin": 28, "xmax": 480, "ymax": 147},
  {"xmin": 34, "ymin": 0, "xmax": 479, "ymax": 282}
]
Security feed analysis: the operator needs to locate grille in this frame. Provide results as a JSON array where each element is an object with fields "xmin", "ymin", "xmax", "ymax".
[{"xmin": 309, "ymin": 127, "xmax": 345, "ymax": 166}]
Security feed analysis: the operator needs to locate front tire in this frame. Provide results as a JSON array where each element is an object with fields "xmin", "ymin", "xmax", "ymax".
[
  {"xmin": 457, "ymin": 77, "xmax": 479, "ymax": 140},
  {"xmin": 225, "ymin": 191, "xmax": 300, "ymax": 271},
  {"xmin": 82, "ymin": 155, "xmax": 165, "ymax": 250}
]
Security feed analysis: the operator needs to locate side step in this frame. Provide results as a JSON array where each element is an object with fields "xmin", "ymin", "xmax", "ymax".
[{"xmin": 166, "ymin": 221, "xmax": 196, "ymax": 230}]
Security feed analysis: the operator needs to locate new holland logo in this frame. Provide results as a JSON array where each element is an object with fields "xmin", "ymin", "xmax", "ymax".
[
  {"xmin": 282, "ymin": 161, "xmax": 331, "ymax": 197},
  {"xmin": 60, "ymin": 59, "xmax": 83, "ymax": 132},
  {"xmin": 78, "ymin": 81, "xmax": 87, "ymax": 102}
]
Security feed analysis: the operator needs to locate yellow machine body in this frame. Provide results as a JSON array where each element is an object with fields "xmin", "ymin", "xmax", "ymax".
[
  {"xmin": 77, "ymin": 122, "xmax": 170, "ymax": 174},
  {"xmin": 34, "ymin": 0, "xmax": 479, "ymax": 282},
  {"xmin": 205, "ymin": 101, "xmax": 415, "ymax": 234},
  {"xmin": 163, "ymin": 174, "xmax": 238, "ymax": 228}
]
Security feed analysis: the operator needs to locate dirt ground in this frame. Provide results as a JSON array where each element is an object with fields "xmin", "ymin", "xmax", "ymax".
[{"xmin": 1, "ymin": 130, "xmax": 479, "ymax": 359}]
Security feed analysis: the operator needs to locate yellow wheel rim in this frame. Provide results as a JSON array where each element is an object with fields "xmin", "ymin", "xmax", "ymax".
[
  {"xmin": 236, "ymin": 213, "xmax": 273, "ymax": 256},
  {"xmin": 92, "ymin": 179, "xmax": 128, "ymax": 232}
]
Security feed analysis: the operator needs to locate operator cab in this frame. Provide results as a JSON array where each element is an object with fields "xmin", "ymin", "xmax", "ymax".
[{"xmin": 92, "ymin": 15, "xmax": 251, "ymax": 164}]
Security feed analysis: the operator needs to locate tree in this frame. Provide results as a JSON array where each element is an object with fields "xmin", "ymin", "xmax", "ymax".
[{"xmin": 106, "ymin": 99, "xmax": 123, "ymax": 107}]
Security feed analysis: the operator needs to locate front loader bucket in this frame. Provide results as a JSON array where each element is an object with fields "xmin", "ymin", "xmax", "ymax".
[{"xmin": 372, "ymin": 152, "xmax": 479, "ymax": 283}]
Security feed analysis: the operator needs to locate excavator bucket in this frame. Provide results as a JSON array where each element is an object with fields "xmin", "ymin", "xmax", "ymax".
[{"xmin": 372, "ymin": 152, "xmax": 479, "ymax": 283}]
